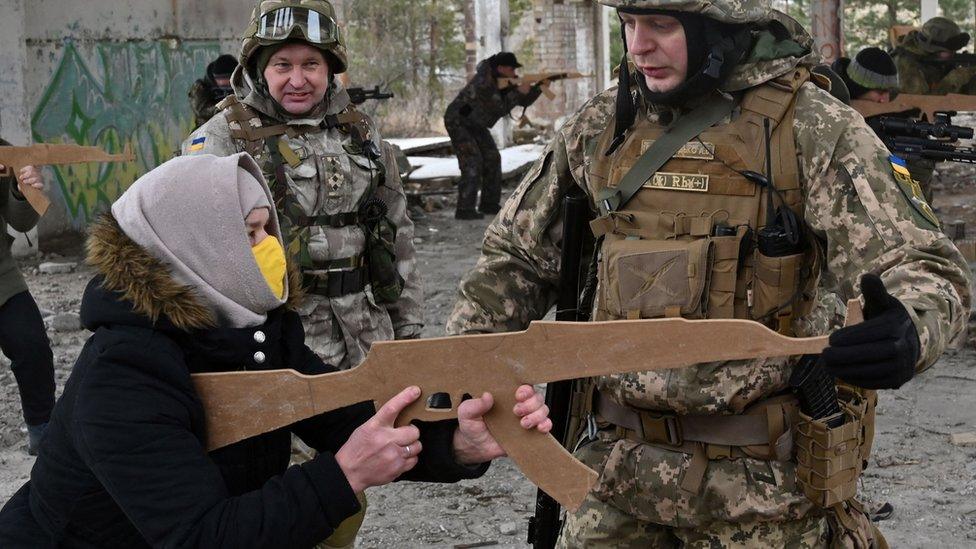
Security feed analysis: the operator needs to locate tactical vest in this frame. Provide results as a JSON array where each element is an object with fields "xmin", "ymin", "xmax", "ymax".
[
  {"xmin": 588, "ymin": 69, "xmax": 818, "ymax": 333},
  {"xmin": 584, "ymin": 71, "xmax": 885, "ymax": 548},
  {"xmin": 216, "ymin": 95, "xmax": 404, "ymax": 303}
]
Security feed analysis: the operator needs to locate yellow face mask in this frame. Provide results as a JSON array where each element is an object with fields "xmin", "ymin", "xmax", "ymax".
[{"xmin": 252, "ymin": 236, "xmax": 287, "ymax": 299}]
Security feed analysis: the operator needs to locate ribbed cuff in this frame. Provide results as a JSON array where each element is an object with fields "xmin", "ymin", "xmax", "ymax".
[{"xmin": 301, "ymin": 452, "xmax": 362, "ymax": 528}]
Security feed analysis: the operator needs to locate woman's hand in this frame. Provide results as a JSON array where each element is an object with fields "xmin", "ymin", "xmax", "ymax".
[
  {"xmin": 452, "ymin": 385, "xmax": 551, "ymax": 465},
  {"xmin": 335, "ymin": 386, "xmax": 423, "ymax": 494},
  {"xmin": 8, "ymin": 165, "xmax": 45, "ymax": 193}
]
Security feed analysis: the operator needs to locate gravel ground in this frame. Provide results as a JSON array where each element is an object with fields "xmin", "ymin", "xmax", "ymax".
[{"xmin": 1, "ymin": 183, "xmax": 974, "ymax": 547}]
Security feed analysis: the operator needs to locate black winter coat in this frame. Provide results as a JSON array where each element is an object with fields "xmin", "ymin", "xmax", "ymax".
[{"xmin": 0, "ymin": 216, "xmax": 486, "ymax": 548}]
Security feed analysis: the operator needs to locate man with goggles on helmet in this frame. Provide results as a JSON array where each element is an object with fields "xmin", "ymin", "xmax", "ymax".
[
  {"xmin": 449, "ymin": 1, "xmax": 970, "ymax": 547},
  {"xmin": 183, "ymin": 1, "xmax": 423, "ymax": 375}
]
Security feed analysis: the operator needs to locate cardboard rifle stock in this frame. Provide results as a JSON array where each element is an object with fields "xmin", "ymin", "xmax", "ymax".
[
  {"xmin": 851, "ymin": 93, "xmax": 976, "ymax": 122},
  {"xmin": 497, "ymin": 71, "xmax": 587, "ymax": 100},
  {"xmin": 193, "ymin": 302, "xmax": 862, "ymax": 511},
  {"xmin": 0, "ymin": 144, "xmax": 135, "ymax": 215}
]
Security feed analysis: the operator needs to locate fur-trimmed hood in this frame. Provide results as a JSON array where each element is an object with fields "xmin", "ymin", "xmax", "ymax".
[{"xmin": 85, "ymin": 213, "xmax": 302, "ymax": 332}]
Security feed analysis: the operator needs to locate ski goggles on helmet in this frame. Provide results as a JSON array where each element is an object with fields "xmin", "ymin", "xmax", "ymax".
[{"xmin": 255, "ymin": 7, "xmax": 339, "ymax": 45}]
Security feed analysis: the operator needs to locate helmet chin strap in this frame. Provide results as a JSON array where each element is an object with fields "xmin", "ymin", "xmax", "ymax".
[{"xmin": 606, "ymin": 17, "xmax": 637, "ymax": 156}]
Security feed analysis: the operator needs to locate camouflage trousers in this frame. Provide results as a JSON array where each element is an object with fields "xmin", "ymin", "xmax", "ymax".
[
  {"xmin": 556, "ymin": 434, "xmax": 828, "ymax": 548},
  {"xmin": 444, "ymin": 118, "xmax": 502, "ymax": 214},
  {"xmin": 298, "ymin": 293, "xmax": 396, "ymax": 371}
]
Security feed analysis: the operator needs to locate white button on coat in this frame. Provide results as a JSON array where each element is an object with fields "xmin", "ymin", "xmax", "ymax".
[
  {"xmin": 253, "ymin": 351, "xmax": 266, "ymax": 364},
  {"xmin": 253, "ymin": 331, "xmax": 266, "ymax": 344}
]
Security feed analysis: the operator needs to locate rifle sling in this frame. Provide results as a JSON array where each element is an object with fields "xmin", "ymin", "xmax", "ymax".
[{"xmin": 598, "ymin": 93, "xmax": 735, "ymax": 215}]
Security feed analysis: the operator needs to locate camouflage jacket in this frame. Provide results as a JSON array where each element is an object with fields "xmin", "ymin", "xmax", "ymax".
[
  {"xmin": 182, "ymin": 72, "xmax": 423, "ymax": 354},
  {"xmin": 445, "ymin": 59, "xmax": 543, "ymax": 129},
  {"xmin": 448, "ymin": 26, "xmax": 972, "ymax": 416},
  {"xmin": 188, "ymin": 79, "xmax": 220, "ymax": 129},
  {"xmin": 893, "ymin": 33, "xmax": 976, "ymax": 94}
]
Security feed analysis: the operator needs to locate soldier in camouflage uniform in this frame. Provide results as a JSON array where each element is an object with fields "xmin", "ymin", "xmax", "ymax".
[
  {"xmin": 448, "ymin": 1, "xmax": 971, "ymax": 547},
  {"xmin": 184, "ymin": 0, "xmax": 423, "ymax": 371},
  {"xmin": 892, "ymin": 17, "xmax": 976, "ymax": 95},
  {"xmin": 188, "ymin": 54, "xmax": 238, "ymax": 129},
  {"xmin": 444, "ymin": 52, "xmax": 543, "ymax": 219}
]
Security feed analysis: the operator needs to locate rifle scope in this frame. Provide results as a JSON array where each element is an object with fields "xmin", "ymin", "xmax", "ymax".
[{"xmin": 877, "ymin": 111, "xmax": 974, "ymax": 141}]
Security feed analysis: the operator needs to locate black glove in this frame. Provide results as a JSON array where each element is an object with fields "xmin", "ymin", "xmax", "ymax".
[{"xmin": 821, "ymin": 274, "xmax": 920, "ymax": 390}]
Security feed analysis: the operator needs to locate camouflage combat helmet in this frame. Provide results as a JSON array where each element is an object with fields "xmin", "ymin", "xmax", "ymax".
[
  {"xmin": 918, "ymin": 16, "xmax": 970, "ymax": 53},
  {"xmin": 241, "ymin": 0, "xmax": 348, "ymax": 74},
  {"xmin": 596, "ymin": 0, "xmax": 773, "ymax": 25}
]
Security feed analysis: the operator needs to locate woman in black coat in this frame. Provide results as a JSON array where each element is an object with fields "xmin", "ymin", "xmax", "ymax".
[{"xmin": 0, "ymin": 153, "xmax": 551, "ymax": 548}]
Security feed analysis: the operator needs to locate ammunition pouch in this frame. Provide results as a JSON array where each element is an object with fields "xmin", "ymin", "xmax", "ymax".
[
  {"xmin": 752, "ymin": 250, "xmax": 804, "ymax": 333},
  {"xmin": 593, "ymin": 390, "xmax": 798, "ymax": 493},
  {"xmin": 361, "ymin": 200, "xmax": 404, "ymax": 304},
  {"xmin": 795, "ymin": 387, "xmax": 886, "ymax": 549},
  {"xmin": 795, "ymin": 386, "xmax": 867, "ymax": 508}
]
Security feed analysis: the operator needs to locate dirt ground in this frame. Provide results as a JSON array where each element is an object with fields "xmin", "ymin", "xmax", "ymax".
[{"xmin": 1, "ymin": 178, "xmax": 975, "ymax": 547}]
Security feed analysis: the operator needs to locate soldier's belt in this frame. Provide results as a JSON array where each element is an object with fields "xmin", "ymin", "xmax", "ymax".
[
  {"xmin": 303, "ymin": 256, "xmax": 367, "ymax": 297},
  {"xmin": 594, "ymin": 389, "xmax": 782, "ymax": 448},
  {"xmin": 297, "ymin": 211, "xmax": 361, "ymax": 228}
]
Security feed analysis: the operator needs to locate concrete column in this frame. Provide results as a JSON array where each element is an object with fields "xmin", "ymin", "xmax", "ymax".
[
  {"xmin": 597, "ymin": 4, "xmax": 613, "ymax": 91},
  {"xmin": 920, "ymin": 0, "xmax": 939, "ymax": 24},
  {"xmin": 475, "ymin": 0, "xmax": 510, "ymax": 147},
  {"xmin": 810, "ymin": 0, "xmax": 844, "ymax": 63},
  {"xmin": 0, "ymin": 0, "xmax": 38, "ymax": 257}
]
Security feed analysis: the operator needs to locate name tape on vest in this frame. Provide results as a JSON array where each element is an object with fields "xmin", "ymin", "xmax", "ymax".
[
  {"xmin": 641, "ymin": 140, "xmax": 716, "ymax": 161},
  {"xmin": 642, "ymin": 172, "xmax": 710, "ymax": 193}
]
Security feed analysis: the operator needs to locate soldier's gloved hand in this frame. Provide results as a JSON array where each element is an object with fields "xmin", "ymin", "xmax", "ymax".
[{"xmin": 821, "ymin": 274, "xmax": 920, "ymax": 390}]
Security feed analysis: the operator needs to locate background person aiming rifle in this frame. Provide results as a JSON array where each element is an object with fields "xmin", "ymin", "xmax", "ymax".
[
  {"xmin": 444, "ymin": 52, "xmax": 543, "ymax": 220},
  {"xmin": 892, "ymin": 17, "xmax": 976, "ymax": 95}
]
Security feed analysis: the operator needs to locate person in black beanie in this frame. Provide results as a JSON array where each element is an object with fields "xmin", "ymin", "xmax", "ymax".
[
  {"xmin": 835, "ymin": 47, "xmax": 941, "ymax": 205},
  {"xmin": 833, "ymin": 47, "xmax": 899, "ymax": 103}
]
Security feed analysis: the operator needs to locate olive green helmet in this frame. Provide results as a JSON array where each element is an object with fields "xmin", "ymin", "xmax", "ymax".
[
  {"xmin": 241, "ymin": 0, "xmax": 348, "ymax": 74},
  {"xmin": 596, "ymin": 0, "xmax": 773, "ymax": 25},
  {"xmin": 918, "ymin": 16, "xmax": 970, "ymax": 53}
]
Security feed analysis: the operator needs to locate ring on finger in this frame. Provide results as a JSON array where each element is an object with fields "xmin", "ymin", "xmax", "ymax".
[{"xmin": 402, "ymin": 444, "xmax": 412, "ymax": 457}]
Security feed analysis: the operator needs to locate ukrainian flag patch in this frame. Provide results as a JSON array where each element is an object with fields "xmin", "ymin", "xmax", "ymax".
[
  {"xmin": 189, "ymin": 136, "xmax": 206, "ymax": 152},
  {"xmin": 888, "ymin": 155, "xmax": 940, "ymax": 230}
]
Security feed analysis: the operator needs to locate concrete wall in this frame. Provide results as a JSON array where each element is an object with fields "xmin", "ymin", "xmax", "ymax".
[
  {"xmin": 509, "ymin": 0, "xmax": 611, "ymax": 129},
  {"xmin": 0, "ymin": 0, "xmax": 253, "ymax": 253}
]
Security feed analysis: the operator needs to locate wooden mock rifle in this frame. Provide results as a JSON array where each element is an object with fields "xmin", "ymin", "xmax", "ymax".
[
  {"xmin": 0, "ymin": 144, "xmax": 135, "ymax": 215},
  {"xmin": 192, "ymin": 304, "xmax": 861, "ymax": 512},
  {"xmin": 497, "ymin": 71, "xmax": 587, "ymax": 100}
]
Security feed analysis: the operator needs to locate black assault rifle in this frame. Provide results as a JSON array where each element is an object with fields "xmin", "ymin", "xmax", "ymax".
[
  {"xmin": 346, "ymin": 85, "xmax": 395, "ymax": 106},
  {"xmin": 871, "ymin": 111, "xmax": 976, "ymax": 164},
  {"xmin": 527, "ymin": 189, "xmax": 591, "ymax": 549}
]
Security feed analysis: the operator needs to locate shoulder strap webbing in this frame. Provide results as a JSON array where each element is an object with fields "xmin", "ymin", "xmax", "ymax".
[{"xmin": 597, "ymin": 93, "xmax": 735, "ymax": 215}]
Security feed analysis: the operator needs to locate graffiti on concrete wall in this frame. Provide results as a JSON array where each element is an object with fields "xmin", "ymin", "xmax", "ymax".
[{"xmin": 31, "ymin": 41, "xmax": 222, "ymax": 223}]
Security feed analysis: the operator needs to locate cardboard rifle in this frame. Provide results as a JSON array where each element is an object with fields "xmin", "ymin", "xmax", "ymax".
[
  {"xmin": 193, "ymin": 304, "xmax": 862, "ymax": 511},
  {"xmin": 851, "ymin": 93, "xmax": 976, "ymax": 122},
  {"xmin": 0, "ymin": 144, "xmax": 135, "ymax": 215},
  {"xmin": 497, "ymin": 71, "xmax": 587, "ymax": 100}
]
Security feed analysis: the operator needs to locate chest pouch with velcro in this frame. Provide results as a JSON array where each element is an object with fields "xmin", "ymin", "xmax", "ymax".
[
  {"xmin": 360, "ymin": 198, "xmax": 404, "ymax": 304},
  {"xmin": 599, "ymin": 233, "xmax": 713, "ymax": 320}
]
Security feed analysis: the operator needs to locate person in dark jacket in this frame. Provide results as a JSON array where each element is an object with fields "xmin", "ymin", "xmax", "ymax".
[
  {"xmin": 445, "ymin": 52, "xmax": 543, "ymax": 219},
  {"xmin": 0, "ymin": 153, "xmax": 551, "ymax": 548},
  {"xmin": 188, "ymin": 54, "xmax": 238, "ymax": 128},
  {"xmin": 0, "ymin": 141, "xmax": 55, "ymax": 455}
]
